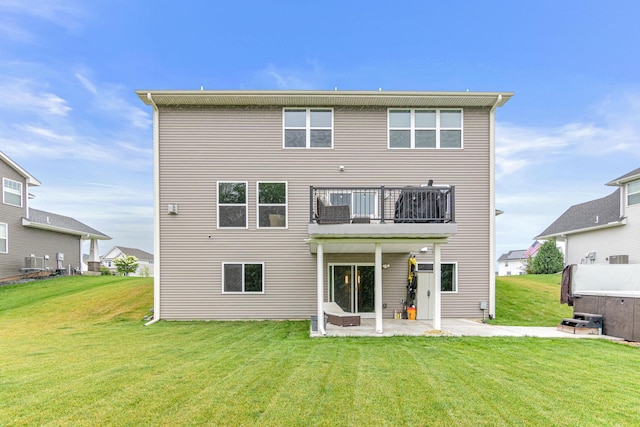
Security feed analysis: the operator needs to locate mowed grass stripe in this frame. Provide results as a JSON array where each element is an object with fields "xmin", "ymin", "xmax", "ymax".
[{"xmin": 1, "ymin": 276, "xmax": 640, "ymax": 426}]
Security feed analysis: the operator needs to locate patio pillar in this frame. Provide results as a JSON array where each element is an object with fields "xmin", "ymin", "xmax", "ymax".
[
  {"xmin": 317, "ymin": 242, "xmax": 326, "ymax": 335},
  {"xmin": 375, "ymin": 242, "xmax": 383, "ymax": 333},
  {"xmin": 433, "ymin": 242, "xmax": 442, "ymax": 330}
]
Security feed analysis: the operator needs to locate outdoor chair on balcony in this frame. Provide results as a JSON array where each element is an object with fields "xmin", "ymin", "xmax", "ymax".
[{"xmin": 316, "ymin": 197, "xmax": 350, "ymax": 224}]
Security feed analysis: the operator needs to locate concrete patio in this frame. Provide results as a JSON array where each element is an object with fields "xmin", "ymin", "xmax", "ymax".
[{"xmin": 311, "ymin": 317, "xmax": 622, "ymax": 340}]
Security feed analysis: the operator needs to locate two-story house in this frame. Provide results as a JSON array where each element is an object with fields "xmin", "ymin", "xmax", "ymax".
[
  {"xmin": 101, "ymin": 246, "xmax": 154, "ymax": 277},
  {"xmin": 0, "ymin": 151, "xmax": 110, "ymax": 281},
  {"xmin": 137, "ymin": 90, "xmax": 512, "ymax": 333},
  {"xmin": 536, "ymin": 167, "xmax": 640, "ymax": 265}
]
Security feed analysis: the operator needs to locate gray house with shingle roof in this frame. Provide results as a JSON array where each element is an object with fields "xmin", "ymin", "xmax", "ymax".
[
  {"xmin": 0, "ymin": 151, "xmax": 111, "ymax": 280},
  {"xmin": 497, "ymin": 250, "xmax": 528, "ymax": 276},
  {"xmin": 101, "ymin": 246, "xmax": 154, "ymax": 277},
  {"xmin": 536, "ymin": 167, "xmax": 640, "ymax": 265}
]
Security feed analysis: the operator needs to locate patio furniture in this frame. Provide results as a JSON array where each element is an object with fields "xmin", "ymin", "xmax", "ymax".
[
  {"xmin": 323, "ymin": 302, "xmax": 361, "ymax": 327},
  {"xmin": 316, "ymin": 197, "xmax": 350, "ymax": 224}
]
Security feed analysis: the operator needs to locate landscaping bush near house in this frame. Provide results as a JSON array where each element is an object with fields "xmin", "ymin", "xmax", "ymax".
[{"xmin": 1, "ymin": 276, "xmax": 638, "ymax": 426}]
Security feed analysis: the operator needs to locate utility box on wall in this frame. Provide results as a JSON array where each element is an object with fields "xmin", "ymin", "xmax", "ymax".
[{"xmin": 609, "ymin": 255, "xmax": 629, "ymax": 264}]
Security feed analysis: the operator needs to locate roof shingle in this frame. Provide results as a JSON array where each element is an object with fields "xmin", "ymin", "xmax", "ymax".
[{"xmin": 535, "ymin": 189, "xmax": 622, "ymax": 238}]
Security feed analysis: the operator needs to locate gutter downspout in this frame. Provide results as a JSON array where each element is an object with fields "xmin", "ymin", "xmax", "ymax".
[
  {"xmin": 488, "ymin": 94, "xmax": 502, "ymax": 319},
  {"xmin": 145, "ymin": 92, "xmax": 161, "ymax": 327}
]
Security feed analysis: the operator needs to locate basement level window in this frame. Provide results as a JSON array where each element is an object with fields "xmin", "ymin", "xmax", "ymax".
[{"xmin": 222, "ymin": 262, "xmax": 264, "ymax": 293}]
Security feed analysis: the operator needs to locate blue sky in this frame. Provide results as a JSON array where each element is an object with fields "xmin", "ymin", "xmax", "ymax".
[{"xmin": 1, "ymin": 0, "xmax": 639, "ymax": 258}]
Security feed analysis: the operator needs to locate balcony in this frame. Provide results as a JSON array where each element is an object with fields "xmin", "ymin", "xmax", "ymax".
[
  {"xmin": 310, "ymin": 185, "xmax": 455, "ymax": 224},
  {"xmin": 307, "ymin": 185, "xmax": 457, "ymax": 253}
]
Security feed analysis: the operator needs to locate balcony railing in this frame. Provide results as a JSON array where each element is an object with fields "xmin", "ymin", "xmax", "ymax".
[{"xmin": 310, "ymin": 185, "xmax": 455, "ymax": 224}]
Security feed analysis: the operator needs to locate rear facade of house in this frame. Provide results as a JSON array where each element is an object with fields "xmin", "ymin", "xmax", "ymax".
[{"xmin": 138, "ymin": 90, "xmax": 512, "ymax": 323}]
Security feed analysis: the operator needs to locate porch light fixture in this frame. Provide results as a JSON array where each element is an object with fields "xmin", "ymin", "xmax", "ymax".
[
  {"xmin": 338, "ymin": 165, "xmax": 345, "ymax": 171},
  {"xmin": 382, "ymin": 264, "xmax": 390, "ymax": 269},
  {"xmin": 420, "ymin": 246, "xmax": 429, "ymax": 253}
]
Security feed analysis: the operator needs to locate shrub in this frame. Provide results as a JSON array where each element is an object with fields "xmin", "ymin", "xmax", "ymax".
[{"xmin": 532, "ymin": 240, "xmax": 564, "ymax": 274}]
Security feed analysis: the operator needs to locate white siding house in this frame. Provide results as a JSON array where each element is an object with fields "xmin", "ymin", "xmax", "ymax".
[{"xmin": 536, "ymin": 167, "xmax": 640, "ymax": 265}]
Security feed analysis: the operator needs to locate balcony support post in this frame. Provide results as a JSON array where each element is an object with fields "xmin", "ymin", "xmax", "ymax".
[{"xmin": 375, "ymin": 242, "xmax": 383, "ymax": 333}]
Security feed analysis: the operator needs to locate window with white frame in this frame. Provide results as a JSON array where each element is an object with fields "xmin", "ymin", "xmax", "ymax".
[
  {"xmin": 222, "ymin": 262, "xmax": 264, "ymax": 293},
  {"xmin": 257, "ymin": 182, "xmax": 287, "ymax": 228},
  {"xmin": 283, "ymin": 108, "xmax": 333, "ymax": 148},
  {"xmin": 388, "ymin": 109, "xmax": 463, "ymax": 149},
  {"xmin": 3, "ymin": 178, "xmax": 22, "ymax": 207},
  {"xmin": 0, "ymin": 223, "xmax": 7, "ymax": 253},
  {"xmin": 329, "ymin": 190, "xmax": 377, "ymax": 218},
  {"xmin": 628, "ymin": 180, "xmax": 640, "ymax": 206},
  {"xmin": 217, "ymin": 181, "xmax": 247, "ymax": 228},
  {"xmin": 417, "ymin": 262, "xmax": 458, "ymax": 292}
]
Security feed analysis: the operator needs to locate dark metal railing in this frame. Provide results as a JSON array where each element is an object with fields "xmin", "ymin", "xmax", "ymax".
[{"xmin": 310, "ymin": 185, "xmax": 455, "ymax": 224}]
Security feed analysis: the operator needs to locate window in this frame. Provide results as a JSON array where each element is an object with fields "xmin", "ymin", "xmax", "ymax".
[
  {"xmin": 284, "ymin": 108, "xmax": 333, "ymax": 148},
  {"xmin": 628, "ymin": 180, "xmax": 640, "ymax": 206},
  {"xmin": 222, "ymin": 262, "xmax": 264, "ymax": 293},
  {"xmin": 3, "ymin": 178, "xmax": 22, "ymax": 207},
  {"xmin": 417, "ymin": 262, "xmax": 457, "ymax": 292},
  {"xmin": 217, "ymin": 182, "xmax": 247, "ymax": 228},
  {"xmin": 258, "ymin": 182, "xmax": 287, "ymax": 228},
  {"xmin": 329, "ymin": 190, "xmax": 378, "ymax": 218},
  {"xmin": 0, "ymin": 223, "xmax": 6, "ymax": 253},
  {"xmin": 388, "ymin": 109, "xmax": 462, "ymax": 149}
]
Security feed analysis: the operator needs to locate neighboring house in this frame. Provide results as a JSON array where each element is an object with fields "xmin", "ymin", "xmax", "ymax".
[
  {"xmin": 497, "ymin": 250, "xmax": 527, "ymax": 276},
  {"xmin": 0, "ymin": 152, "xmax": 111, "ymax": 280},
  {"xmin": 497, "ymin": 241, "xmax": 540, "ymax": 276},
  {"xmin": 101, "ymin": 246, "xmax": 154, "ymax": 277},
  {"xmin": 536, "ymin": 167, "xmax": 640, "ymax": 265},
  {"xmin": 137, "ymin": 89, "xmax": 512, "ymax": 332}
]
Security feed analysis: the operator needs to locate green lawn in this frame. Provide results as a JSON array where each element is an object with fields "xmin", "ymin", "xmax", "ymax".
[
  {"xmin": 491, "ymin": 273, "xmax": 574, "ymax": 326},
  {"xmin": 1, "ymin": 276, "xmax": 639, "ymax": 426}
]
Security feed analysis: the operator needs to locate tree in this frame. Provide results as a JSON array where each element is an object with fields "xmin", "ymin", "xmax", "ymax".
[
  {"xmin": 521, "ymin": 255, "xmax": 535, "ymax": 275},
  {"xmin": 532, "ymin": 241, "xmax": 564, "ymax": 274},
  {"xmin": 113, "ymin": 255, "xmax": 139, "ymax": 276}
]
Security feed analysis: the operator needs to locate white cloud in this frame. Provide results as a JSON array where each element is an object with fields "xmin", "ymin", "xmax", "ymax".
[
  {"xmin": 75, "ymin": 72, "xmax": 151, "ymax": 129},
  {"xmin": 0, "ymin": 0, "xmax": 85, "ymax": 32},
  {"xmin": 257, "ymin": 61, "xmax": 325, "ymax": 90},
  {"xmin": 496, "ymin": 92, "xmax": 640, "ymax": 181},
  {"xmin": 0, "ymin": 77, "xmax": 71, "ymax": 117}
]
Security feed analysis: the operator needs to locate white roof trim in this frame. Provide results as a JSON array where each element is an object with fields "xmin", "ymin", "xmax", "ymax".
[
  {"xmin": 536, "ymin": 219, "xmax": 626, "ymax": 240},
  {"xmin": 136, "ymin": 90, "xmax": 513, "ymax": 108},
  {"xmin": 0, "ymin": 151, "xmax": 41, "ymax": 186},
  {"xmin": 22, "ymin": 218, "xmax": 111, "ymax": 240}
]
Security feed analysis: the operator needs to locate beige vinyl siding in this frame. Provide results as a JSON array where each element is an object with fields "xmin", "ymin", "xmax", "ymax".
[{"xmin": 157, "ymin": 106, "xmax": 492, "ymax": 319}]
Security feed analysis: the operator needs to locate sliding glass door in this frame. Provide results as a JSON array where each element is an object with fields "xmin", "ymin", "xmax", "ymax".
[{"xmin": 330, "ymin": 264, "xmax": 375, "ymax": 313}]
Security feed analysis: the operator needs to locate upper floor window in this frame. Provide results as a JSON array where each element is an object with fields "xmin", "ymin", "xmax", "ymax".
[
  {"xmin": 217, "ymin": 181, "xmax": 247, "ymax": 228},
  {"xmin": 257, "ymin": 182, "xmax": 287, "ymax": 228},
  {"xmin": 284, "ymin": 108, "xmax": 333, "ymax": 148},
  {"xmin": 628, "ymin": 180, "xmax": 640, "ymax": 206},
  {"xmin": 222, "ymin": 262, "xmax": 264, "ymax": 293},
  {"xmin": 388, "ymin": 109, "xmax": 462, "ymax": 149},
  {"xmin": 3, "ymin": 178, "xmax": 22, "ymax": 207},
  {"xmin": 0, "ymin": 223, "xmax": 7, "ymax": 253}
]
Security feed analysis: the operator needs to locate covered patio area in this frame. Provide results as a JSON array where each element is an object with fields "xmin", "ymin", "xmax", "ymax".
[{"xmin": 311, "ymin": 318, "xmax": 623, "ymax": 340}]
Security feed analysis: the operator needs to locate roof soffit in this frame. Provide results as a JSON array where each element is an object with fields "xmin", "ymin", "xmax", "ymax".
[{"xmin": 136, "ymin": 90, "xmax": 513, "ymax": 109}]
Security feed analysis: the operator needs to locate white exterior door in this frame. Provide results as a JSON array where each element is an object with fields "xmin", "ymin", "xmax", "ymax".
[{"xmin": 416, "ymin": 271, "xmax": 435, "ymax": 320}]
